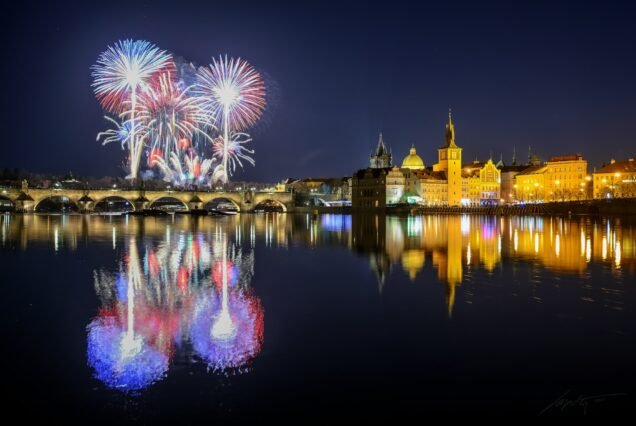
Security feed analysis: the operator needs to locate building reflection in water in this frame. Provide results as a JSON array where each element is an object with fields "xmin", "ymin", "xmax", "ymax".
[
  {"xmin": 2, "ymin": 211, "xmax": 634, "ymax": 339},
  {"xmin": 348, "ymin": 213, "xmax": 634, "ymax": 316},
  {"xmin": 87, "ymin": 227, "xmax": 263, "ymax": 392}
]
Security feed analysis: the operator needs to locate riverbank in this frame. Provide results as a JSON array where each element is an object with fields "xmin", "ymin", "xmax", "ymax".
[
  {"xmin": 5, "ymin": 198, "xmax": 636, "ymax": 216},
  {"xmin": 295, "ymin": 198, "xmax": 636, "ymax": 216}
]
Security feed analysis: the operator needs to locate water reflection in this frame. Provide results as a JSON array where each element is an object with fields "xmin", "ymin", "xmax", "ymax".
[
  {"xmin": 87, "ymin": 227, "xmax": 263, "ymax": 392},
  {"xmin": 2, "ymin": 212, "xmax": 634, "ymax": 357}
]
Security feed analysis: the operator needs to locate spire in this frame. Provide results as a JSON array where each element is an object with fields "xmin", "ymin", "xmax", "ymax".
[
  {"xmin": 512, "ymin": 146, "xmax": 517, "ymax": 166},
  {"xmin": 371, "ymin": 132, "xmax": 392, "ymax": 168},
  {"xmin": 444, "ymin": 109, "xmax": 456, "ymax": 147},
  {"xmin": 528, "ymin": 146, "xmax": 532, "ymax": 163},
  {"xmin": 376, "ymin": 132, "xmax": 386, "ymax": 155}
]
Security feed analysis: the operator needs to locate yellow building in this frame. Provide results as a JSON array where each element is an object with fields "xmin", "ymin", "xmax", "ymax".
[
  {"xmin": 417, "ymin": 171, "xmax": 448, "ymax": 205},
  {"xmin": 461, "ymin": 158, "xmax": 501, "ymax": 206},
  {"xmin": 433, "ymin": 111, "xmax": 463, "ymax": 206},
  {"xmin": 593, "ymin": 158, "xmax": 636, "ymax": 199},
  {"xmin": 514, "ymin": 155, "xmax": 587, "ymax": 202},
  {"xmin": 543, "ymin": 155, "xmax": 588, "ymax": 201},
  {"xmin": 514, "ymin": 165, "xmax": 547, "ymax": 202}
]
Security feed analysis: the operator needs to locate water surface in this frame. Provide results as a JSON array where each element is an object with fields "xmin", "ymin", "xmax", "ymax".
[{"xmin": 1, "ymin": 213, "xmax": 634, "ymax": 419}]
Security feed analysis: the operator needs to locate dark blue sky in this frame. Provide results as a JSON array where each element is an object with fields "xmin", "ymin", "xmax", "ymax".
[{"xmin": 2, "ymin": 1, "xmax": 636, "ymax": 181}]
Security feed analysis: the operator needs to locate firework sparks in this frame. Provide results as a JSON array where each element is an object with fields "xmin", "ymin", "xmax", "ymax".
[
  {"xmin": 153, "ymin": 150, "xmax": 215, "ymax": 185},
  {"xmin": 194, "ymin": 55, "xmax": 266, "ymax": 131},
  {"xmin": 194, "ymin": 56, "xmax": 265, "ymax": 183},
  {"xmin": 135, "ymin": 72, "xmax": 207, "ymax": 162},
  {"xmin": 211, "ymin": 132, "xmax": 255, "ymax": 176},
  {"xmin": 96, "ymin": 116, "xmax": 136, "ymax": 149},
  {"xmin": 92, "ymin": 39, "xmax": 174, "ymax": 179},
  {"xmin": 92, "ymin": 40, "xmax": 175, "ymax": 114}
]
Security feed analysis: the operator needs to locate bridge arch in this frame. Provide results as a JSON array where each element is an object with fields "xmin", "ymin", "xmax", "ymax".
[
  {"xmin": 0, "ymin": 195, "xmax": 15, "ymax": 212},
  {"xmin": 148, "ymin": 196, "xmax": 189, "ymax": 211},
  {"xmin": 253, "ymin": 198, "xmax": 287, "ymax": 212},
  {"xmin": 205, "ymin": 197, "xmax": 241, "ymax": 212},
  {"xmin": 35, "ymin": 195, "xmax": 79, "ymax": 213},
  {"xmin": 94, "ymin": 196, "xmax": 135, "ymax": 212}
]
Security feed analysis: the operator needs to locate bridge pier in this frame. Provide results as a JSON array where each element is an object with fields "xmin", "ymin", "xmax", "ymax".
[
  {"xmin": 77, "ymin": 195, "xmax": 95, "ymax": 213},
  {"xmin": 133, "ymin": 195, "xmax": 150, "ymax": 211},
  {"xmin": 14, "ymin": 192, "xmax": 35, "ymax": 213}
]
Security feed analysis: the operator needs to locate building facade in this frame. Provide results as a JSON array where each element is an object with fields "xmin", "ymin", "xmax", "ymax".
[
  {"xmin": 352, "ymin": 167, "xmax": 389, "ymax": 209},
  {"xmin": 386, "ymin": 166, "xmax": 406, "ymax": 204},
  {"xmin": 352, "ymin": 112, "xmax": 505, "ymax": 208},
  {"xmin": 593, "ymin": 158, "xmax": 636, "ymax": 199},
  {"xmin": 514, "ymin": 155, "xmax": 588, "ymax": 202}
]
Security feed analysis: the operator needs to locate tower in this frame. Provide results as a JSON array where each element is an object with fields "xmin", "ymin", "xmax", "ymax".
[
  {"xmin": 370, "ymin": 133, "xmax": 392, "ymax": 168},
  {"xmin": 435, "ymin": 110, "xmax": 463, "ymax": 206}
]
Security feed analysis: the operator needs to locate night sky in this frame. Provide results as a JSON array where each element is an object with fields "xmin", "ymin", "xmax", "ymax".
[{"xmin": 2, "ymin": 1, "xmax": 636, "ymax": 182}]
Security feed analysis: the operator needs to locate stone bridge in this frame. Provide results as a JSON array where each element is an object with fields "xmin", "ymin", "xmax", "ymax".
[{"xmin": 1, "ymin": 186, "xmax": 294, "ymax": 213}]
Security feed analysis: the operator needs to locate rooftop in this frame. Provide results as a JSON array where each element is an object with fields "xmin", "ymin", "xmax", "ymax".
[
  {"xmin": 548, "ymin": 155, "xmax": 584, "ymax": 162},
  {"xmin": 595, "ymin": 158, "xmax": 636, "ymax": 174},
  {"xmin": 516, "ymin": 165, "xmax": 548, "ymax": 176}
]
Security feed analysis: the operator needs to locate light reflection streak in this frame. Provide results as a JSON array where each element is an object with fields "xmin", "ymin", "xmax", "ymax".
[{"xmin": 87, "ymin": 227, "xmax": 261, "ymax": 392}]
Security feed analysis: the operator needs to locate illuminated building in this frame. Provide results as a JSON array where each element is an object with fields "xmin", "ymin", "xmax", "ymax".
[
  {"xmin": 386, "ymin": 166, "xmax": 406, "ymax": 204},
  {"xmin": 513, "ymin": 165, "xmax": 546, "ymax": 202},
  {"xmin": 515, "ymin": 154, "xmax": 588, "ymax": 202},
  {"xmin": 352, "ymin": 112, "xmax": 503, "ymax": 208},
  {"xmin": 461, "ymin": 158, "xmax": 501, "ymax": 206},
  {"xmin": 412, "ymin": 170, "xmax": 448, "ymax": 206},
  {"xmin": 432, "ymin": 111, "xmax": 463, "ymax": 206},
  {"xmin": 593, "ymin": 158, "xmax": 636, "ymax": 199},
  {"xmin": 544, "ymin": 155, "xmax": 588, "ymax": 201}
]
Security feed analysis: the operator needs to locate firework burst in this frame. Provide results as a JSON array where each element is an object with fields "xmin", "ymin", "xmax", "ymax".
[
  {"xmin": 194, "ymin": 55, "xmax": 266, "ymax": 130},
  {"xmin": 194, "ymin": 56, "xmax": 265, "ymax": 183},
  {"xmin": 92, "ymin": 40, "xmax": 175, "ymax": 114},
  {"xmin": 135, "ymin": 72, "xmax": 205, "ymax": 160},
  {"xmin": 92, "ymin": 39, "xmax": 174, "ymax": 179}
]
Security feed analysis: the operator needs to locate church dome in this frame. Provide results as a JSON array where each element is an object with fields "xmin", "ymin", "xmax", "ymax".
[{"xmin": 401, "ymin": 146, "xmax": 425, "ymax": 170}]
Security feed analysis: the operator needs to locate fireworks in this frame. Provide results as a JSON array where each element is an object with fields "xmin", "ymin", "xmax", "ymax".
[
  {"xmin": 96, "ymin": 116, "xmax": 135, "ymax": 149},
  {"xmin": 91, "ymin": 40, "xmax": 174, "ymax": 114},
  {"xmin": 194, "ymin": 55, "xmax": 266, "ymax": 184},
  {"xmin": 152, "ymin": 150, "xmax": 215, "ymax": 185},
  {"xmin": 211, "ymin": 132, "xmax": 255, "ymax": 175},
  {"xmin": 92, "ymin": 42, "xmax": 266, "ymax": 185},
  {"xmin": 194, "ymin": 55, "xmax": 266, "ymax": 131},
  {"xmin": 92, "ymin": 39, "xmax": 174, "ymax": 179}
]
